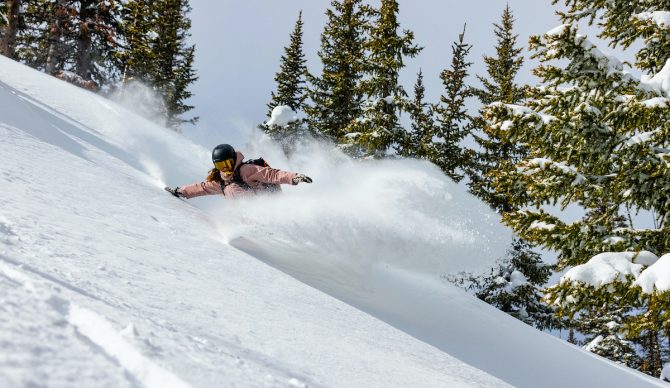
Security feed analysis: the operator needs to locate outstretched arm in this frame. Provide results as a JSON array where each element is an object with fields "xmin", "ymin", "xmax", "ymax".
[
  {"xmin": 242, "ymin": 165, "xmax": 312, "ymax": 186},
  {"xmin": 167, "ymin": 181, "xmax": 223, "ymax": 199}
]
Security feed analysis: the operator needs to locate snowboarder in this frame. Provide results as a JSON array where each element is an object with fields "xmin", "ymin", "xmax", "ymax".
[{"xmin": 165, "ymin": 144, "xmax": 312, "ymax": 199}]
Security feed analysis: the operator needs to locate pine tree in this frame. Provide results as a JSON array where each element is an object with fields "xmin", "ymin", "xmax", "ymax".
[
  {"xmin": 261, "ymin": 10, "xmax": 309, "ymax": 150},
  {"xmin": 486, "ymin": 5, "xmax": 670, "ymax": 275},
  {"xmin": 468, "ymin": 4, "xmax": 527, "ymax": 211},
  {"xmin": 118, "ymin": 0, "xmax": 157, "ymax": 84},
  {"xmin": 266, "ymin": 10, "xmax": 308, "ymax": 117},
  {"xmin": 484, "ymin": 0, "xmax": 670, "ymax": 376},
  {"xmin": 469, "ymin": 238, "xmax": 559, "ymax": 330},
  {"xmin": 342, "ymin": 0, "xmax": 421, "ymax": 158},
  {"xmin": 15, "ymin": 0, "xmax": 121, "ymax": 86},
  {"xmin": 429, "ymin": 25, "xmax": 471, "ymax": 181},
  {"xmin": 152, "ymin": 0, "xmax": 198, "ymax": 129},
  {"xmin": 0, "ymin": 0, "xmax": 21, "ymax": 58},
  {"xmin": 45, "ymin": 0, "xmax": 75, "ymax": 74},
  {"xmin": 117, "ymin": 0, "xmax": 198, "ymax": 128},
  {"xmin": 579, "ymin": 306, "xmax": 642, "ymax": 368},
  {"xmin": 462, "ymin": 6, "xmax": 553, "ymax": 330},
  {"xmin": 14, "ymin": 0, "xmax": 70, "ymax": 71},
  {"xmin": 73, "ymin": 0, "xmax": 121, "ymax": 84},
  {"xmin": 305, "ymin": 0, "xmax": 369, "ymax": 142},
  {"xmin": 401, "ymin": 69, "xmax": 434, "ymax": 158}
]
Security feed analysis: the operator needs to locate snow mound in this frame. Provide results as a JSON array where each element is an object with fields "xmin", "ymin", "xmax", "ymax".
[
  {"xmin": 561, "ymin": 251, "xmax": 658, "ymax": 287},
  {"xmin": 641, "ymin": 59, "xmax": 670, "ymax": 97},
  {"xmin": 266, "ymin": 105, "xmax": 297, "ymax": 127},
  {"xmin": 634, "ymin": 253, "xmax": 670, "ymax": 293},
  {"xmin": 635, "ymin": 11, "xmax": 670, "ymax": 28}
]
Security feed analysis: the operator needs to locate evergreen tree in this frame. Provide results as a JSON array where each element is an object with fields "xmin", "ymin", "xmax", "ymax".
[
  {"xmin": 116, "ymin": 0, "xmax": 198, "ymax": 128},
  {"xmin": 342, "ymin": 0, "xmax": 421, "ymax": 158},
  {"xmin": 4, "ymin": 0, "xmax": 199, "ymax": 127},
  {"xmin": 0, "ymin": 0, "xmax": 21, "ymax": 58},
  {"xmin": 467, "ymin": 4, "xmax": 527, "ymax": 211},
  {"xmin": 545, "ymin": 270, "xmax": 651, "ymax": 370},
  {"xmin": 485, "ymin": 0, "xmax": 670, "ymax": 376},
  {"xmin": 305, "ymin": 0, "xmax": 369, "ymax": 142},
  {"xmin": 469, "ymin": 238, "xmax": 559, "ymax": 330},
  {"xmin": 15, "ymin": 0, "xmax": 71, "ymax": 72},
  {"xmin": 579, "ymin": 306, "xmax": 642, "ymax": 369},
  {"xmin": 119, "ymin": 0, "xmax": 157, "ymax": 84},
  {"xmin": 261, "ymin": 10, "xmax": 309, "ymax": 151},
  {"xmin": 401, "ymin": 69, "xmax": 434, "ymax": 158},
  {"xmin": 462, "ymin": 6, "xmax": 554, "ymax": 330},
  {"xmin": 14, "ymin": 0, "xmax": 120, "ymax": 86},
  {"xmin": 429, "ymin": 25, "xmax": 471, "ymax": 181},
  {"xmin": 45, "ymin": 0, "xmax": 75, "ymax": 74},
  {"xmin": 73, "ymin": 0, "xmax": 121, "ymax": 84},
  {"xmin": 266, "ymin": 10, "xmax": 308, "ymax": 117},
  {"xmin": 152, "ymin": 0, "xmax": 198, "ymax": 129}
]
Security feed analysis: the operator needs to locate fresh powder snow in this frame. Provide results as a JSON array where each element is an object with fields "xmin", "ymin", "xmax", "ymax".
[{"xmin": 1, "ymin": 55, "xmax": 667, "ymax": 388}]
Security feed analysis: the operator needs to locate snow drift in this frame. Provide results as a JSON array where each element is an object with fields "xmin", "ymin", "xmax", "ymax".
[{"xmin": 0, "ymin": 55, "xmax": 665, "ymax": 387}]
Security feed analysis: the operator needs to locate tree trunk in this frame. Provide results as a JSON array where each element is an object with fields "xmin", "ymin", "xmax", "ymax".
[
  {"xmin": 75, "ymin": 0, "xmax": 94, "ymax": 80},
  {"xmin": 0, "ymin": 0, "xmax": 21, "ymax": 59},
  {"xmin": 653, "ymin": 332, "xmax": 662, "ymax": 375},
  {"xmin": 46, "ymin": 0, "xmax": 69, "ymax": 73},
  {"xmin": 643, "ymin": 331, "xmax": 663, "ymax": 376}
]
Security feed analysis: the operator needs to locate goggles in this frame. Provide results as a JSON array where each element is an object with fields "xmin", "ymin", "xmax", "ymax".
[{"xmin": 214, "ymin": 159, "xmax": 235, "ymax": 175}]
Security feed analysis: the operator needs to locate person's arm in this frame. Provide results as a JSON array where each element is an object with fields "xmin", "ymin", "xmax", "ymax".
[
  {"xmin": 241, "ymin": 165, "xmax": 311, "ymax": 186},
  {"xmin": 176, "ymin": 181, "xmax": 224, "ymax": 198}
]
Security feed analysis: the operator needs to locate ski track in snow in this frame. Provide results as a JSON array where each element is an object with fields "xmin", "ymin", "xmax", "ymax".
[{"xmin": 0, "ymin": 258, "xmax": 189, "ymax": 388}]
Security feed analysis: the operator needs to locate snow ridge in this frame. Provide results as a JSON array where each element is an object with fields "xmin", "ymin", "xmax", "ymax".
[{"xmin": 67, "ymin": 305, "xmax": 191, "ymax": 388}]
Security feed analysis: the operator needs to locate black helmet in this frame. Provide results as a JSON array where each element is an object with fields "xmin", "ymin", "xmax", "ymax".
[{"xmin": 212, "ymin": 144, "xmax": 236, "ymax": 163}]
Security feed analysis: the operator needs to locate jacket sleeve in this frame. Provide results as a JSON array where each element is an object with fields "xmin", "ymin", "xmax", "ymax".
[
  {"xmin": 240, "ymin": 164, "xmax": 297, "ymax": 186},
  {"xmin": 179, "ymin": 181, "xmax": 223, "ymax": 198}
]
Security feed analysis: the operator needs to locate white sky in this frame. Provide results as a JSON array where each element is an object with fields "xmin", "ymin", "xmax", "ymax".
[{"xmin": 184, "ymin": 1, "xmax": 569, "ymax": 145}]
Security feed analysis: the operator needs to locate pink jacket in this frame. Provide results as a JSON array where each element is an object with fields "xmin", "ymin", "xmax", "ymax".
[{"xmin": 179, "ymin": 151, "xmax": 297, "ymax": 199}]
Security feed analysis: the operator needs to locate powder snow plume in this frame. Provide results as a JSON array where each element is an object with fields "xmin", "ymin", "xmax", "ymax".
[{"xmin": 208, "ymin": 131, "xmax": 513, "ymax": 280}]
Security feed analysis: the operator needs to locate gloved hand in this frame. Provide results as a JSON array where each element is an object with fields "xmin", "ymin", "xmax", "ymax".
[
  {"xmin": 164, "ymin": 186, "xmax": 185, "ymax": 198},
  {"xmin": 292, "ymin": 173, "xmax": 313, "ymax": 185}
]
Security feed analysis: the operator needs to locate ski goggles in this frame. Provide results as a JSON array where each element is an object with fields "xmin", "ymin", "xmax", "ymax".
[{"xmin": 214, "ymin": 159, "xmax": 234, "ymax": 173}]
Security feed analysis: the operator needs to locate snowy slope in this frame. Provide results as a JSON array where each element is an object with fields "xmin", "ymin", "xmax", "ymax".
[{"xmin": 0, "ymin": 55, "xmax": 664, "ymax": 388}]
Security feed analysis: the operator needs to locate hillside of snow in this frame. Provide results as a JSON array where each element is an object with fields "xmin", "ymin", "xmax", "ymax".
[{"xmin": 0, "ymin": 56, "xmax": 665, "ymax": 387}]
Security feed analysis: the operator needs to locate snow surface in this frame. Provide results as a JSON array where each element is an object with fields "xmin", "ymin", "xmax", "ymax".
[
  {"xmin": 1, "ymin": 55, "xmax": 666, "ymax": 387},
  {"xmin": 266, "ymin": 105, "xmax": 297, "ymax": 127}
]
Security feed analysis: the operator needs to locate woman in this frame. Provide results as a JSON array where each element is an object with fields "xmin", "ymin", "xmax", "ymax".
[{"xmin": 165, "ymin": 144, "xmax": 312, "ymax": 199}]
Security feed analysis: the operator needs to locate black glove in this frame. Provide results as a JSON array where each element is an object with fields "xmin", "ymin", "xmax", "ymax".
[
  {"xmin": 292, "ymin": 173, "xmax": 313, "ymax": 185},
  {"xmin": 164, "ymin": 186, "xmax": 185, "ymax": 198}
]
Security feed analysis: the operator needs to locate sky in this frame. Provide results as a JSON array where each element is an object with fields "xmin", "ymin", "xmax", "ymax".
[{"xmin": 185, "ymin": 0, "xmax": 566, "ymax": 146}]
